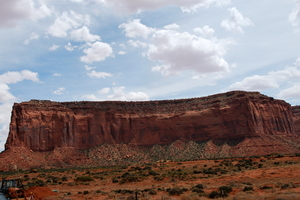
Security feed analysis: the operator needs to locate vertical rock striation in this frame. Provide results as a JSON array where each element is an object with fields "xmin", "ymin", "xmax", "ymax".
[{"xmin": 292, "ymin": 106, "xmax": 300, "ymax": 135}]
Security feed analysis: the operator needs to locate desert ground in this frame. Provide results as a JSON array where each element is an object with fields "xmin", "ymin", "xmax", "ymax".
[{"xmin": 2, "ymin": 153, "xmax": 300, "ymax": 200}]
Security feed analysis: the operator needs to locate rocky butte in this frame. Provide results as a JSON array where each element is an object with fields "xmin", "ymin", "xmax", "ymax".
[{"xmin": 1, "ymin": 91, "xmax": 300, "ymax": 170}]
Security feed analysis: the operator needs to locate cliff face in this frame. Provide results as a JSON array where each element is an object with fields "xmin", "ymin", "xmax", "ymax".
[
  {"xmin": 292, "ymin": 106, "xmax": 300, "ymax": 135},
  {"xmin": 5, "ymin": 91, "xmax": 297, "ymax": 151}
]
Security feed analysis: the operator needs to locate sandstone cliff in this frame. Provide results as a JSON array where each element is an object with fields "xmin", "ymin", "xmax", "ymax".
[
  {"xmin": 1, "ymin": 91, "xmax": 300, "ymax": 170},
  {"xmin": 292, "ymin": 106, "xmax": 300, "ymax": 135}
]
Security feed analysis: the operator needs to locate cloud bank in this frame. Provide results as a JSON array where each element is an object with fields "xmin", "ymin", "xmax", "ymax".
[
  {"xmin": 229, "ymin": 56, "xmax": 300, "ymax": 100},
  {"xmin": 0, "ymin": 70, "xmax": 39, "ymax": 150}
]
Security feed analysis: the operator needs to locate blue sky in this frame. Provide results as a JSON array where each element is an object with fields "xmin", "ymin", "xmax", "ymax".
[{"xmin": 1, "ymin": 0, "xmax": 300, "ymax": 150}]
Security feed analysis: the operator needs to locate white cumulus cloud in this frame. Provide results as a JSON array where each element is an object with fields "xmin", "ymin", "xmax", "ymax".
[
  {"xmin": 228, "ymin": 75, "xmax": 279, "ymax": 91},
  {"xmin": 0, "ymin": 70, "xmax": 39, "ymax": 85},
  {"xmin": 278, "ymin": 84, "xmax": 300, "ymax": 99},
  {"xmin": 82, "ymin": 94, "xmax": 100, "ymax": 101},
  {"xmin": 0, "ymin": 0, "xmax": 51, "ymax": 28},
  {"xmin": 24, "ymin": 32, "xmax": 39, "ymax": 45},
  {"xmin": 87, "ymin": 70, "xmax": 112, "ymax": 78},
  {"xmin": 0, "ymin": 84, "xmax": 17, "ymax": 103},
  {"xmin": 52, "ymin": 87, "xmax": 65, "ymax": 95},
  {"xmin": 221, "ymin": 7, "xmax": 254, "ymax": 33},
  {"xmin": 84, "ymin": 65, "xmax": 96, "ymax": 71},
  {"xmin": 164, "ymin": 23, "xmax": 180, "ymax": 30},
  {"xmin": 148, "ymin": 28, "xmax": 233, "ymax": 76},
  {"xmin": 119, "ymin": 19, "xmax": 155, "ymax": 39},
  {"xmin": 295, "ymin": 56, "xmax": 300, "ymax": 67},
  {"xmin": 47, "ymin": 10, "xmax": 90, "ymax": 38},
  {"xmin": 30, "ymin": 3, "xmax": 52, "ymax": 21},
  {"xmin": 228, "ymin": 56, "xmax": 300, "ymax": 98},
  {"xmin": 70, "ymin": 0, "xmax": 85, "ymax": 3},
  {"xmin": 289, "ymin": 0, "xmax": 300, "ymax": 30},
  {"xmin": 80, "ymin": 41, "xmax": 113, "ymax": 63},
  {"xmin": 49, "ymin": 44, "xmax": 59, "ymax": 51},
  {"xmin": 70, "ymin": 26, "xmax": 101, "ymax": 42},
  {"xmin": 83, "ymin": 86, "xmax": 149, "ymax": 101},
  {"xmin": 98, "ymin": 0, "xmax": 231, "ymax": 14},
  {"xmin": 194, "ymin": 26, "xmax": 215, "ymax": 38},
  {"xmin": 128, "ymin": 40, "xmax": 148, "ymax": 48},
  {"xmin": 268, "ymin": 66, "xmax": 300, "ymax": 80},
  {"xmin": 65, "ymin": 42, "xmax": 77, "ymax": 51},
  {"xmin": 107, "ymin": 86, "xmax": 149, "ymax": 101},
  {"xmin": 118, "ymin": 51, "xmax": 127, "ymax": 55},
  {"xmin": 98, "ymin": 87, "xmax": 111, "ymax": 94},
  {"xmin": 0, "ymin": 69, "xmax": 39, "ymax": 104}
]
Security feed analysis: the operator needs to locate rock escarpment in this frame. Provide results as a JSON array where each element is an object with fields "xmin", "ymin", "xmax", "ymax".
[
  {"xmin": 292, "ymin": 106, "xmax": 300, "ymax": 135},
  {"xmin": 1, "ymin": 91, "xmax": 300, "ymax": 170}
]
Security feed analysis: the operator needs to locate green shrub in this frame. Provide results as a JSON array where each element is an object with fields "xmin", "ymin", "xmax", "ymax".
[
  {"xmin": 62, "ymin": 176, "xmax": 68, "ymax": 181},
  {"xmin": 209, "ymin": 191, "xmax": 220, "ymax": 199},
  {"xmin": 149, "ymin": 170, "xmax": 159, "ymax": 176},
  {"xmin": 191, "ymin": 184, "xmax": 205, "ymax": 193},
  {"xmin": 281, "ymin": 183, "xmax": 294, "ymax": 189},
  {"xmin": 92, "ymin": 175, "xmax": 104, "ymax": 180},
  {"xmin": 83, "ymin": 191, "xmax": 89, "ymax": 195},
  {"xmin": 67, "ymin": 182, "xmax": 78, "ymax": 186},
  {"xmin": 260, "ymin": 186, "xmax": 272, "ymax": 190},
  {"xmin": 191, "ymin": 188, "xmax": 204, "ymax": 194},
  {"xmin": 121, "ymin": 172, "xmax": 131, "ymax": 178},
  {"xmin": 44, "ymin": 175, "xmax": 60, "ymax": 184},
  {"xmin": 37, "ymin": 173, "xmax": 46, "ymax": 178},
  {"xmin": 119, "ymin": 173, "xmax": 140, "ymax": 184},
  {"xmin": 26, "ymin": 179, "xmax": 45, "ymax": 187},
  {"xmin": 194, "ymin": 184, "xmax": 204, "ymax": 189},
  {"xmin": 113, "ymin": 189, "xmax": 133, "ymax": 194},
  {"xmin": 243, "ymin": 186, "xmax": 253, "ymax": 192},
  {"xmin": 154, "ymin": 175, "xmax": 164, "ymax": 181},
  {"xmin": 167, "ymin": 187, "xmax": 188, "ymax": 196},
  {"xmin": 218, "ymin": 186, "xmax": 232, "ymax": 197},
  {"xmin": 208, "ymin": 186, "xmax": 232, "ymax": 198},
  {"xmin": 75, "ymin": 176, "xmax": 94, "ymax": 182},
  {"xmin": 193, "ymin": 170, "xmax": 201, "ymax": 174},
  {"xmin": 111, "ymin": 177, "xmax": 118, "ymax": 183},
  {"xmin": 143, "ymin": 166, "xmax": 152, "ymax": 170},
  {"xmin": 219, "ymin": 186, "xmax": 232, "ymax": 194},
  {"xmin": 23, "ymin": 175, "xmax": 30, "ymax": 181},
  {"xmin": 148, "ymin": 189, "xmax": 157, "ymax": 195}
]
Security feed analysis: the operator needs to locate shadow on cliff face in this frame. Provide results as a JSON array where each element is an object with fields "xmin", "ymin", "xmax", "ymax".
[{"xmin": 213, "ymin": 137, "xmax": 245, "ymax": 147}]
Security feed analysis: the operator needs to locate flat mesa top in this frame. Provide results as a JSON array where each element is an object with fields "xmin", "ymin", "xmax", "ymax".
[
  {"xmin": 13, "ymin": 91, "xmax": 290, "ymax": 114},
  {"xmin": 26, "ymin": 91, "xmax": 274, "ymax": 105}
]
